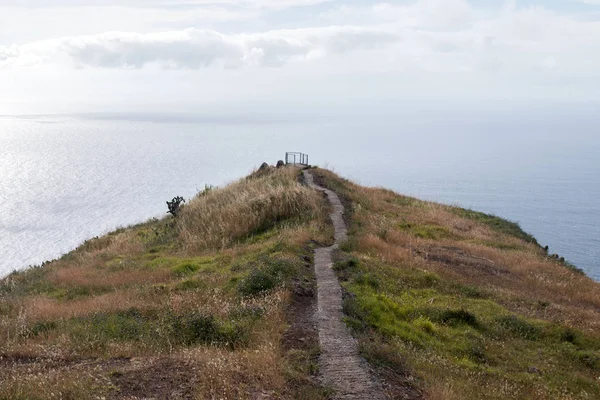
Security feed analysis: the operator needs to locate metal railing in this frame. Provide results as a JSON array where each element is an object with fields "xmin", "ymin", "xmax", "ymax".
[{"xmin": 285, "ymin": 152, "xmax": 309, "ymax": 166}]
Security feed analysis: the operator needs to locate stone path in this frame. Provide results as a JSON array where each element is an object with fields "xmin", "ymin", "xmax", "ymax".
[{"xmin": 303, "ymin": 170, "xmax": 386, "ymax": 400}]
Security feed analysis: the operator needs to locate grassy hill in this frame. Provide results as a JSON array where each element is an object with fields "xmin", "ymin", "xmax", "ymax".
[
  {"xmin": 312, "ymin": 168, "xmax": 600, "ymax": 400},
  {"xmin": 1, "ymin": 166, "xmax": 599, "ymax": 399}
]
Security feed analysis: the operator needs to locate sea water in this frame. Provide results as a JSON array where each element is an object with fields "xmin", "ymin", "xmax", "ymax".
[{"xmin": 1, "ymin": 110, "xmax": 598, "ymax": 280}]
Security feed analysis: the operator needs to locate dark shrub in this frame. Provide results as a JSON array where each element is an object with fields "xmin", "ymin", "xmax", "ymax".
[
  {"xmin": 495, "ymin": 315, "xmax": 541, "ymax": 340},
  {"xmin": 29, "ymin": 321, "xmax": 57, "ymax": 338},
  {"xmin": 166, "ymin": 196, "xmax": 185, "ymax": 217},
  {"xmin": 238, "ymin": 269, "xmax": 280, "ymax": 296},
  {"xmin": 237, "ymin": 257, "xmax": 297, "ymax": 297},
  {"xmin": 560, "ymin": 327, "xmax": 580, "ymax": 344},
  {"xmin": 173, "ymin": 313, "xmax": 220, "ymax": 345},
  {"xmin": 436, "ymin": 309, "xmax": 478, "ymax": 327}
]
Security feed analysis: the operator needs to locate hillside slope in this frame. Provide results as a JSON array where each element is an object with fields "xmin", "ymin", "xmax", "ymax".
[
  {"xmin": 1, "ymin": 166, "xmax": 599, "ymax": 399},
  {"xmin": 311, "ymin": 168, "xmax": 600, "ymax": 400},
  {"xmin": 0, "ymin": 166, "xmax": 333, "ymax": 399}
]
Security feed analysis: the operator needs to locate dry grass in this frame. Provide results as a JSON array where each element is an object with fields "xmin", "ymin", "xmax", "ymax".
[
  {"xmin": 322, "ymin": 168, "xmax": 600, "ymax": 330},
  {"xmin": 7, "ymin": 164, "xmax": 597, "ymax": 399},
  {"xmin": 47, "ymin": 265, "xmax": 173, "ymax": 288},
  {"xmin": 178, "ymin": 167, "xmax": 325, "ymax": 251},
  {"xmin": 313, "ymin": 167, "xmax": 600, "ymax": 400},
  {"xmin": 0, "ymin": 165, "xmax": 331, "ymax": 399},
  {"xmin": 22, "ymin": 291, "xmax": 157, "ymax": 321}
]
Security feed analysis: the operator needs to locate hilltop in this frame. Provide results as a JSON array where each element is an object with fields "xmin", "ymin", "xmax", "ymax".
[{"xmin": 1, "ymin": 166, "xmax": 599, "ymax": 400}]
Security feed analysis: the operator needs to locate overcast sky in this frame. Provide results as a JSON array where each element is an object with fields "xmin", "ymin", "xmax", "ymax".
[{"xmin": 1, "ymin": 0, "xmax": 599, "ymax": 115}]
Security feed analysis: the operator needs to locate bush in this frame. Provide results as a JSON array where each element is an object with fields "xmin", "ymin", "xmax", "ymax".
[
  {"xmin": 28, "ymin": 321, "xmax": 58, "ymax": 338},
  {"xmin": 333, "ymin": 257, "xmax": 360, "ymax": 282},
  {"xmin": 166, "ymin": 196, "xmax": 185, "ymax": 217},
  {"xmin": 238, "ymin": 269, "xmax": 280, "ymax": 297},
  {"xmin": 237, "ymin": 257, "xmax": 297, "ymax": 297},
  {"xmin": 64, "ymin": 308, "xmax": 253, "ymax": 350},
  {"xmin": 413, "ymin": 317, "xmax": 436, "ymax": 334},
  {"xmin": 434, "ymin": 309, "xmax": 478, "ymax": 328},
  {"xmin": 172, "ymin": 313, "xmax": 220, "ymax": 345},
  {"xmin": 81, "ymin": 309, "xmax": 148, "ymax": 342},
  {"xmin": 560, "ymin": 327, "xmax": 580, "ymax": 344},
  {"xmin": 495, "ymin": 315, "xmax": 541, "ymax": 340},
  {"xmin": 172, "ymin": 262, "xmax": 201, "ymax": 276}
]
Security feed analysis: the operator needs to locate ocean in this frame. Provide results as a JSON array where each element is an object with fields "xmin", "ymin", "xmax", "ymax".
[{"xmin": 1, "ymin": 109, "xmax": 599, "ymax": 280}]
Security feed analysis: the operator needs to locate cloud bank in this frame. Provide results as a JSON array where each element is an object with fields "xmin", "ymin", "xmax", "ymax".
[
  {"xmin": 2, "ymin": 0, "xmax": 600, "ymax": 113},
  {"xmin": 0, "ymin": 26, "xmax": 398, "ymax": 69},
  {"xmin": 2, "ymin": 0, "xmax": 600, "ymax": 76}
]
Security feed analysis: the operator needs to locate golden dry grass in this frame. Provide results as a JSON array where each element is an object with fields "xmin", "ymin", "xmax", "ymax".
[
  {"xmin": 0, "ymin": 165, "xmax": 332, "ymax": 399},
  {"xmin": 322, "ymin": 168, "xmax": 600, "ymax": 332},
  {"xmin": 178, "ymin": 167, "xmax": 325, "ymax": 251},
  {"xmin": 313, "ymin": 168, "xmax": 600, "ymax": 400},
  {"xmin": 6, "ymin": 164, "xmax": 597, "ymax": 399}
]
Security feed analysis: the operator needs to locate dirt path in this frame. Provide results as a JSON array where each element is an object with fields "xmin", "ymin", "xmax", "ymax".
[{"xmin": 303, "ymin": 169, "xmax": 386, "ymax": 400}]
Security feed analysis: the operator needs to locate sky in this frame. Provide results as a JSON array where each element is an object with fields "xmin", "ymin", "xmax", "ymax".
[{"xmin": 1, "ymin": 0, "xmax": 600, "ymax": 115}]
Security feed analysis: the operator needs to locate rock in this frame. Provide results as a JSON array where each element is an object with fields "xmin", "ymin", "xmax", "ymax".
[
  {"xmin": 258, "ymin": 162, "xmax": 269, "ymax": 171},
  {"xmin": 276, "ymin": 160, "xmax": 285, "ymax": 168}
]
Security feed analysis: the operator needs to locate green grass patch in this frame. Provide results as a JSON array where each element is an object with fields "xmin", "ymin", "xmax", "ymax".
[
  {"xmin": 386, "ymin": 195, "xmax": 422, "ymax": 207},
  {"xmin": 0, "ymin": 266, "xmax": 55, "ymax": 297},
  {"xmin": 475, "ymin": 240, "xmax": 524, "ymax": 251},
  {"xmin": 172, "ymin": 262, "xmax": 201, "ymax": 276},
  {"xmin": 449, "ymin": 283, "xmax": 487, "ymax": 299},
  {"xmin": 237, "ymin": 255, "xmax": 300, "ymax": 297},
  {"xmin": 28, "ymin": 321, "xmax": 58, "ymax": 338},
  {"xmin": 47, "ymin": 285, "xmax": 113, "ymax": 301},
  {"xmin": 494, "ymin": 315, "xmax": 542, "ymax": 340},
  {"xmin": 397, "ymin": 223, "xmax": 456, "ymax": 240},
  {"xmin": 451, "ymin": 208, "xmax": 538, "ymax": 244},
  {"xmin": 47, "ymin": 306, "xmax": 260, "ymax": 352},
  {"xmin": 336, "ymin": 254, "xmax": 600, "ymax": 399}
]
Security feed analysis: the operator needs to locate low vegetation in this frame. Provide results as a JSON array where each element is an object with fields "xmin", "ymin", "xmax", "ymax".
[
  {"xmin": 312, "ymin": 168, "xmax": 600, "ymax": 400},
  {"xmin": 0, "ymin": 166, "xmax": 333, "ymax": 399},
  {"xmin": 2, "ymin": 166, "xmax": 599, "ymax": 399}
]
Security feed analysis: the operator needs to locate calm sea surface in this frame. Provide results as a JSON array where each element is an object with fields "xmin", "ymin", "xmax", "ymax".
[{"xmin": 1, "ymin": 110, "xmax": 599, "ymax": 280}]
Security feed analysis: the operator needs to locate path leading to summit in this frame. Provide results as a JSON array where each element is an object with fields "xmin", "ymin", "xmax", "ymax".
[{"xmin": 303, "ymin": 169, "xmax": 386, "ymax": 400}]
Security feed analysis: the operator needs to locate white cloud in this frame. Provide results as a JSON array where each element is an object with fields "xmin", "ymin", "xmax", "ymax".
[
  {"xmin": 321, "ymin": 2, "xmax": 600, "ymax": 72},
  {"xmin": 4, "ymin": 1, "xmax": 600, "ymax": 74},
  {"xmin": 0, "ymin": 27, "xmax": 399, "ymax": 69},
  {"xmin": 0, "ymin": 0, "xmax": 334, "ymax": 44},
  {"xmin": 0, "ymin": 5, "xmax": 255, "ymax": 44},
  {"xmin": 2, "ymin": 0, "xmax": 600, "ymax": 113}
]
